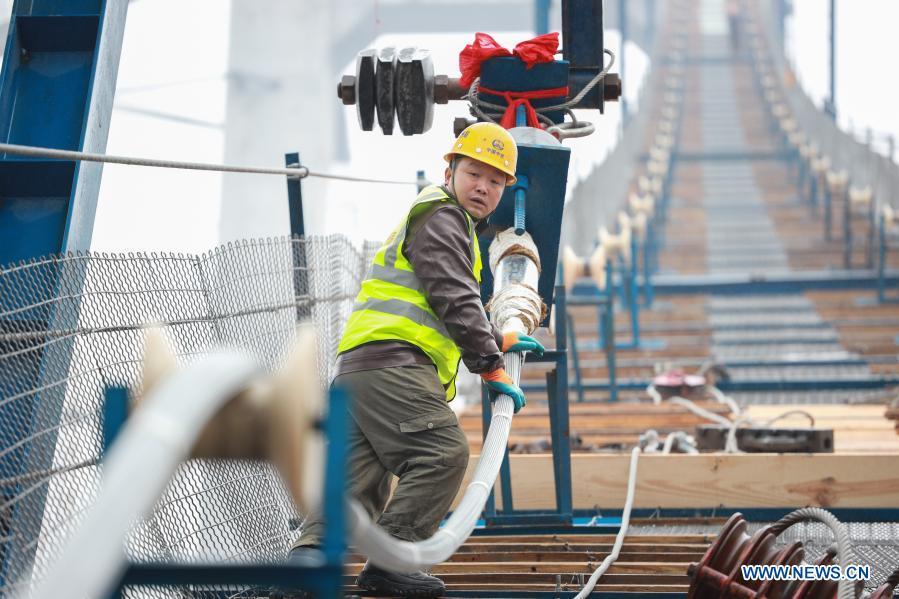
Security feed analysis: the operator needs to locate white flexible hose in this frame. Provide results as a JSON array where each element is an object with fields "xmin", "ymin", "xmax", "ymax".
[
  {"xmin": 23, "ymin": 351, "xmax": 261, "ymax": 599},
  {"xmin": 573, "ymin": 447, "xmax": 641, "ymax": 599},
  {"xmin": 349, "ymin": 354, "xmax": 522, "ymax": 572}
]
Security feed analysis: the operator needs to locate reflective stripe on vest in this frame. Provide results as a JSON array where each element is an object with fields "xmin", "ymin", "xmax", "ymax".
[{"xmin": 338, "ymin": 185, "xmax": 483, "ymax": 401}]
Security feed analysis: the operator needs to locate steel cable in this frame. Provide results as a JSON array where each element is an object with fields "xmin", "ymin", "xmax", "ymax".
[
  {"xmin": 770, "ymin": 507, "xmax": 858, "ymax": 599},
  {"xmin": 0, "ymin": 142, "xmax": 416, "ymax": 185}
]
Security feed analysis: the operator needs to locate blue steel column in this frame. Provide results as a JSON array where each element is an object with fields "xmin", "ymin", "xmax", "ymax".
[
  {"xmin": 535, "ymin": 0, "xmax": 551, "ymax": 35},
  {"xmin": 0, "ymin": 0, "xmax": 128, "ymax": 585},
  {"xmin": 284, "ymin": 152, "xmax": 310, "ymax": 323},
  {"xmin": 550, "ymin": 281, "xmax": 572, "ymax": 520}
]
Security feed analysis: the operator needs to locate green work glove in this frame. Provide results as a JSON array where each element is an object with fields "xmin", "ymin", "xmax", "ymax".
[
  {"xmin": 501, "ymin": 331, "xmax": 545, "ymax": 356},
  {"xmin": 481, "ymin": 368, "xmax": 527, "ymax": 413}
]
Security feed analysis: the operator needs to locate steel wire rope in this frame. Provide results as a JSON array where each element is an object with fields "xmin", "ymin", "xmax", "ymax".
[
  {"xmin": 769, "ymin": 507, "xmax": 858, "ymax": 599},
  {"xmin": 0, "ymin": 142, "xmax": 416, "ymax": 185},
  {"xmin": 572, "ymin": 446, "xmax": 641, "ymax": 599}
]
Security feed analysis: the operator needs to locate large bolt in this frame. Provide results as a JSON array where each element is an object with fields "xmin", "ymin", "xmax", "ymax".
[
  {"xmin": 337, "ymin": 75, "xmax": 356, "ymax": 105},
  {"xmin": 434, "ymin": 75, "xmax": 450, "ymax": 105},
  {"xmin": 434, "ymin": 76, "xmax": 466, "ymax": 105},
  {"xmin": 603, "ymin": 72, "xmax": 622, "ymax": 102}
]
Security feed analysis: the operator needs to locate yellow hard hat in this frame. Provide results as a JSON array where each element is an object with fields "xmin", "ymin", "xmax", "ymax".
[{"xmin": 444, "ymin": 122, "xmax": 518, "ymax": 186}]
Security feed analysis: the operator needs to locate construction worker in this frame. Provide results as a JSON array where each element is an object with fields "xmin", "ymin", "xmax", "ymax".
[{"xmin": 289, "ymin": 122, "xmax": 544, "ymax": 598}]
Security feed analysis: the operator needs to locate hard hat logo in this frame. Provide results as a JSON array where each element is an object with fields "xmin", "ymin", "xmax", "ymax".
[{"xmin": 443, "ymin": 122, "xmax": 518, "ymax": 186}]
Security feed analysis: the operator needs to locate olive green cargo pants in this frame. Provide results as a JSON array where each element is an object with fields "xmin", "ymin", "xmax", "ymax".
[{"xmin": 292, "ymin": 364, "xmax": 470, "ymax": 548}]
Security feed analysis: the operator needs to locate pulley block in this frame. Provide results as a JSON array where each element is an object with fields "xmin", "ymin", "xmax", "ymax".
[
  {"xmin": 375, "ymin": 47, "xmax": 397, "ymax": 135},
  {"xmin": 687, "ymin": 513, "xmax": 890, "ymax": 599},
  {"xmin": 337, "ymin": 46, "xmax": 437, "ymax": 136},
  {"xmin": 355, "ymin": 49, "xmax": 376, "ymax": 131},
  {"xmin": 395, "ymin": 47, "xmax": 434, "ymax": 135}
]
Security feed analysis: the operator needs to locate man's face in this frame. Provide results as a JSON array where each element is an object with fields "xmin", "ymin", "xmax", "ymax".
[{"xmin": 444, "ymin": 156, "xmax": 508, "ymax": 220}]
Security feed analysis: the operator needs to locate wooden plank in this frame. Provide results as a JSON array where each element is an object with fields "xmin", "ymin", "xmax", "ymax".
[
  {"xmin": 452, "ymin": 453, "xmax": 899, "ymax": 509},
  {"xmin": 465, "ymin": 534, "xmax": 714, "ymax": 544},
  {"xmin": 345, "ymin": 562, "xmax": 691, "ymax": 575},
  {"xmin": 348, "ymin": 552, "xmax": 704, "ymax": 565},
  {"xmin": 342, "ymin": 573, "xmax": 690, "ymax": 585}
]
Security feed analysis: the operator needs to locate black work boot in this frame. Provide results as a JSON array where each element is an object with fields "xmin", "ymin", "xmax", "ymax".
[{"xmin": 356, "ymin": 561, "xmax": 446, "ymax": 597}]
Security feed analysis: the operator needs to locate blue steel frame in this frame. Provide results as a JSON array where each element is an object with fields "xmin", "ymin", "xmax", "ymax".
[
  {"xmin": 565, "ymin": 231, "xmax": 671, "ymax": 403},
  {"xmin": 482, "ymin": 281, "xmax": 573, "ymax": 527},
  {"xmin": 110, "ymin": 386, "xmax": 352, "ymax": 598},
  {"xmin": 591, "ymin": 269, "xmax": 899, "ymax": 296},
  {"xmin": 522, "ymin": 376, "xmax": 899, "ymax": 394},
  {"xmin": 0, "ymin": 0, "xmax": 127, "ymax": 586},
  {"xmin": 284, "ymin": 151, "xmax": 313, "ymax": 325},
  {"xmin": 841, "ymin": 179, "xmax": 876, "ymax": 270}
]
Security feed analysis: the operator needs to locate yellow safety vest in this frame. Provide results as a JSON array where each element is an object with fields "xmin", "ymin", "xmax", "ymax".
[{"xmin": 338, "ymin": 185, "xmax": 483, "ymax": 401}]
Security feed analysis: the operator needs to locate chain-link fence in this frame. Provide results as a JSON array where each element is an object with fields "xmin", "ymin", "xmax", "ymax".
[{"xmin": 0, "ymin": 235, "xmax": 374, "ymax": 597}]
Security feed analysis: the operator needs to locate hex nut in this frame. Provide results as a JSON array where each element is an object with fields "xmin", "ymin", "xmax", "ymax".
[
  {"xmin": 603, "ymin": 72, "xmax": 622, "ymax": 101},
  {"xmin": 434, "ymin": 74, "xmax": 449, "ymax": 104},
  {"xmin": 338, "ymin": 75, "xmax": 356, "ymax": 105}
]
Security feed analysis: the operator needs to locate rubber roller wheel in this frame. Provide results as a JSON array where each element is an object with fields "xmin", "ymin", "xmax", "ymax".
[
  {"xmin": 269, "ymin": 325, "xmax": 325, "ymax": 514},
  {"xmin": 375, "ymin": 47, "xmax": 397, "ymax": 135},
  {"xmin": 395, "ymin": 47, "xmax": 434, "ymax": 136},
  {"xmin": 355, "ymin": 49, "xmax": 376, "ymax": 131}
]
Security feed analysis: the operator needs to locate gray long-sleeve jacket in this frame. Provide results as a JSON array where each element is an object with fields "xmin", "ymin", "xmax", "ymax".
[{"xmin": 335, "ymin": 187, "xmax": 505, "ymax": 381}]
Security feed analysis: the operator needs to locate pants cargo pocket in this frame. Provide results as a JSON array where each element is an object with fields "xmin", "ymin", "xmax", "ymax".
[
  {"xmin": 398, "ymin": 411, "xmax": 457, "ymax": 433},
  {"xmin": 398, "ymin": 411, "xmax": 469, "ymax": 467}
]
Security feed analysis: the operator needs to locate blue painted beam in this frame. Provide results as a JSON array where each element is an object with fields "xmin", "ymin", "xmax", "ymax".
[
  {"xmin": 522, "ymin": 377, "xmax": 899, "ymax": 393},
  {"xmin": 568, "ymin": 269, "xmax": 899, "ymax": 296},
  {"xmin": 565, "ymin": 357, "xmax": 868, "ymax": 370},
  {"xmin": 478, "ymin": 507, "xmax": 899, "ymax": 524},
  {"xmin": 0, "ymin": 0, "xmax": 128, "ymax": 586}
]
